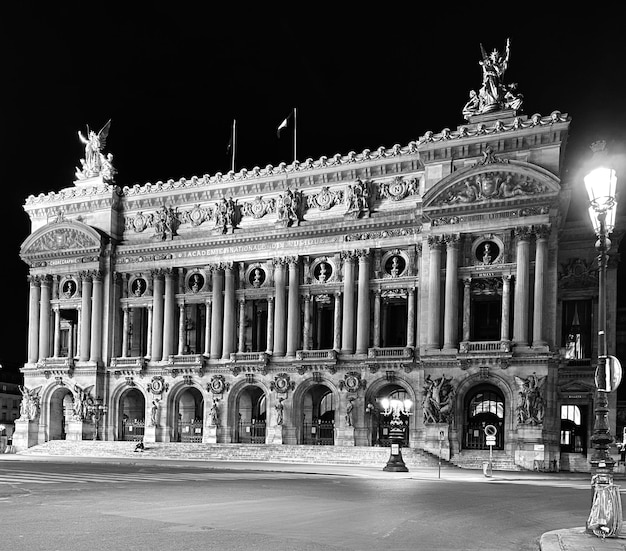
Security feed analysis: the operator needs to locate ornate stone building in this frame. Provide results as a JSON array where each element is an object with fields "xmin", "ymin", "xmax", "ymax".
[{"xmin": 14, "ymin": 44, "xmax": 621, "ymax": 472}]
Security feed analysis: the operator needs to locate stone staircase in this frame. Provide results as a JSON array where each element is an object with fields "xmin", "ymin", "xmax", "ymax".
[
  {"xmin": 17, "ymin": 440, "xmax": 460, "ymax": 469},
  {"xmin": 450, "ymin": 450, "xmax": 523, "ymax": 471}
]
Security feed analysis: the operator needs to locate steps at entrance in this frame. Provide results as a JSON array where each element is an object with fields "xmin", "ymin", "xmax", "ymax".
[
  {"xmin": 18, "ymin": 441, "xmax": 458, "ymax": 468},
  {"xmin": 451, "ymin": 450, "xmax": 523, "ymax": 471}
]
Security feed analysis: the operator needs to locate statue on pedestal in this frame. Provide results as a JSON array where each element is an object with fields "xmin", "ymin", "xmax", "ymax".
[{"xmin": 76, "ymin": 119, "xmax": 116, "ymax": 181}]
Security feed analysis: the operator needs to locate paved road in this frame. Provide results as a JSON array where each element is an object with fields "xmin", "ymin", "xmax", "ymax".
[{"xmin": 0, "ymin": 457, "xmax": 600, "ymax": 551}]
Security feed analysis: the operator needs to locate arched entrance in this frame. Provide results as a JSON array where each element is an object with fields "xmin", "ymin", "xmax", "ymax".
[
  {"xmin": 302, "ymin": 384, "xmax": 335, "ymax": 445},
  {"xmin": 48, "ymin": 386, "xmax": 74, "ymax": 441},
  {"xmin": 369, "ymin": 384, "xmax": 411, "ymax": 447},
  {"xmin": 464, "ymin": 384, "xmax": 505, "ymax": 450},
  {"xmin": 120, "ymin": 388, "xmax": 145, "ymax": 441},
  {"xmin": 175, "ymin": 387, "xmax": 204, "ymax": 442},
  {"xmin": 235, "ymin": 385, "xmax": 266, "ymax": 443}
]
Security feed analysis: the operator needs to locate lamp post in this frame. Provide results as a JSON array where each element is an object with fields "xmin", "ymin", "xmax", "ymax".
[
  {"xmin": 584, "ymin": 140, "xmax": 623, "ymax": 537},
  {"xmin": 88, "ymin": 397, "xmax": 108, "ymax": 441},
  {"xmin": 381, "ymin": 397, "xmax": 412, "ymax": 472}
]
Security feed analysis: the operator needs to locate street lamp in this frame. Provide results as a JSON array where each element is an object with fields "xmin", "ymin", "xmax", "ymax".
[
  {"xmin": 583, "ymin": 140, "xmax": 623, "ymax": 537},
  {"xmin": 87, "ymin": 397, "xmax": 108, "ymax": 441},
  {"xmin": 380, "ymin": 397, "xmax": 412, "ymax": 472}
]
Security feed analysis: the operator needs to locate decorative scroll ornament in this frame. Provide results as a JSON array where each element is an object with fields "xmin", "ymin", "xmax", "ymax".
[
  {"xmin": 208, "ymin": 374, "xmax": 229, "ymax": 395},
  {"xmin": 339, "ymin": 372, "xmax": 365, "ymax": 393},
  {"xmin": 75, "ymin": 119, "xmax": 117, "ymax": 182},
  {"xmin": 422, "ymin": 375, "xmax": 455, "ymax": 424},
  {"xmin": 379, "ymin": 177, "xmax": 419, "ymax": 201},
  {"xmin": 461, "ymin": 38, "xmax": 524, "ymax": 120},
  {"xmin": 308, "ymin": 186, "xmax": 343, "ymax": 211},
  {"xmin": 242, "ymin": 196, "xmax": 275, "ymax": 220},
  {"xmin": 270, "ymin": 373, "xmax": 294, "ymax": 393},
  {"xmin": 515, "ymin": 373, "xmax": 546, "ymax": 425},
  {"xmin": 147, "ymin": 376, "xmax": 169, "ymax": 395}
]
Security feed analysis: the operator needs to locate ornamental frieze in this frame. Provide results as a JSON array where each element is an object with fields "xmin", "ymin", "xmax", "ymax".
[
  {"xmin": 344, "ymin": 226, "xmax": 419, "ymax": 241},
  {"xmin": 433, "ymin": 171, "xmax": 548, "ymax": 206},
  {"xmin": 242, "ymin": 196, "xmax": 275, "ymax": 219}
]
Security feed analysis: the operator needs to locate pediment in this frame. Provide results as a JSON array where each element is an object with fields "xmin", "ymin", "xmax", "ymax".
[
  {"xmin": 559, "ymin": 379, "xmax": 595, "ymax": 394},
  {"xmin": 20, "ymin": 220, "xmax": 105, "ymax": 262},
  {"xmin": 422, "ymin": 159, "xmax": 561, "ymax": 212}
]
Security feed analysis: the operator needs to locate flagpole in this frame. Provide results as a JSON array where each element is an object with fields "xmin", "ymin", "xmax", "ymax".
[
  {"xmin": 231, "ymin": 119, "xmax": 236, "ymax": 172},
  {"xmin": 293, "ymin": 107, "xmax": 297, "ymax": 163}
]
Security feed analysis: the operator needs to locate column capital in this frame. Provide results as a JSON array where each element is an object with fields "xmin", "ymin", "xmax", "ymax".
[
  {"xmin": 533, "ymin": 224, "xmax": 551, "ymax": 240},
  {"xmin": 340, "ymin": 250, "xmax": 357, "ymax": 262},
  {"xmin": 27, "ymin": 274, "xmax": 41, "ymax": 286},
  {"xmin": 355, "ymin": 248, "xmax": 370, "ymax": 261},
  {"xmin": 427, "ymin": 235, "xmax": 444, "ymax": 250},
  {"xmin": 79, "ymin": 271, "xmax": 93, "ymax": 283},
  {"xmin": 443, "ymin": 233, "xmax": 461, "ymax": 247},
  {"xmin": 514, "ymin": 226, "xmax": 532, "ymax": 241}
]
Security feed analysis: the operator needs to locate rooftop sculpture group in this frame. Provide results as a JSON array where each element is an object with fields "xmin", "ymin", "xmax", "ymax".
[
  {"xmin": 76, "ymin": 119, "xmax": 117, "ymax": 182},
  {"xmin": 462, "ymin": 38, "xmax": 524, "ymax": 120}
]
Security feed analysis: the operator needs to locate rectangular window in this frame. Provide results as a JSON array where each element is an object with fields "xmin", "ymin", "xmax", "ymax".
[{"xmin": 562, "ymin": 299, "xmax": 592, "ymax": 359}]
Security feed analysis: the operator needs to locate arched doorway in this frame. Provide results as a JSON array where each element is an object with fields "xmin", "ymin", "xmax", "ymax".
[
  {"xmin": 302, "ymin": 384, "xmax": 335, "ymax": 445},
  {"xmin": 464, "ymin": 385, "xmax": 505, "ymax": 450},
  {"xmin": 48, "ymin": 387, "xmax": 74, "ymax": 441},
  {"xmin": 176, "ymin": 387, "xmax": 204, "ymax": 442},
  {"xmin": 560, "ymin": 404, "xmax": 587, "ymax": 454},
  {"xmin": 120, "ymin": 388, "xmax": 145, "ymax": 441},
  {"xmin": 236, "ymin": 385, "xmax": 266, "ymax": 443},
  {"xmin": 369, "ymin": 385, "xmax": 411, "ymax": 447}
]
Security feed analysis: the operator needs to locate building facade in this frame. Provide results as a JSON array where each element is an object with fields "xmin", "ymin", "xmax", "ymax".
[{"xmin": 15, "ymin": 57, "xmax": 622, "ymax": 471}]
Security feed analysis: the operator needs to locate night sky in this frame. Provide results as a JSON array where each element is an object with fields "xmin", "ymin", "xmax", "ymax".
[{"xmin": 2, "ymin": 6, "xmax": 626, "ymax": 373}]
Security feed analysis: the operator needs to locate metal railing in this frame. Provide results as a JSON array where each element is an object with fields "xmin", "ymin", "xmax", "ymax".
[
  {"xmin": 237, "ymin": 420, "xmax": 266, "ymax": 444},
  {"xmin": 303, "ymin": 421, "xmax": 334, "ymax": 445}
]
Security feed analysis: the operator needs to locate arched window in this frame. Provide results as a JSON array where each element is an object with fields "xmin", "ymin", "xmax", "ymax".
[
  {"xmin": 560, "ymin": 404, "xmax": 586, "ymax": 454},
  {"xmin": 464, "ymin": 385, "xmax": 505, "ymax": 450}
]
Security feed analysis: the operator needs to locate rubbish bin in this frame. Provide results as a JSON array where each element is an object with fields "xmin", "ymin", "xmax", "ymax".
[
  {"xmin": 587, "ymin": 475, "xmax": 623, "ymax": 538},
  {"xmin": 482, "ymin": 461, "xmax": 492, "ymax": 477}
]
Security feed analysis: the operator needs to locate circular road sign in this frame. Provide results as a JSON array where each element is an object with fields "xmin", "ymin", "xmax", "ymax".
[
  {"xmin": 595, "ymin": 355, "xmax": 623, "ymax": 392},
  {"xmin": 484, "ymin": 424, "xmax": 498, "ymax": 437}
]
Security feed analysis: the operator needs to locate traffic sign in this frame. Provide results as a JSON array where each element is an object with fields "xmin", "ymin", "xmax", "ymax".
[
  {"xmin": 484, "ymin": 424, "xmax": 498, "ymax": 437},
  {"xmin": 486, "ymin": 435, "xmax": 496, "ymax": 446},
  {"xmin": 595, "ymin": 355, "xmax": 623, "ymax": 392}
]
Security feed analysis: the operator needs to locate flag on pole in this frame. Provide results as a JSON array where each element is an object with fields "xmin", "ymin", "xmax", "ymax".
[{"xmin": 277, "ymin": 109, "xmax": 294, "ymax": 138}]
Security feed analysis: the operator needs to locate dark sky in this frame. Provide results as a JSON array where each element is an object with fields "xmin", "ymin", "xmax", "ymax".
[{"xmin": 2, "ymin": 6, "xmax": 626, "ymax": 371}]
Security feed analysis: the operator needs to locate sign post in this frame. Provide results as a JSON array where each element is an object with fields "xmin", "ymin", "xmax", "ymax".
[
  {"xmin": 438, "ymin": 430, "xmax": 445, "ymax": 479},
  {"xmin": 484, "ymin": 425, "xmax": 498, "ymax": 478}
]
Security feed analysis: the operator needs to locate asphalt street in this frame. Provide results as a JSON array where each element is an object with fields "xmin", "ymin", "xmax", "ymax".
[{"xmin": 0, "ymin": 456, "xmax": 599, "ymax": 551}]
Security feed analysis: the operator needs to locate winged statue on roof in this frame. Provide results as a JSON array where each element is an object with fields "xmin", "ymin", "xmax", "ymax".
[
  {"xmin": 462, "ymin": 38, "xmax": 524, "ymax": 120},
  {"xmin": 76, "ymin": 119, "xmax": 116, "ymax": 181}
]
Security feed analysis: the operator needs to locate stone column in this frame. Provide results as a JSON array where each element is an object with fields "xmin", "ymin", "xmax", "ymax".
[
  {"xmin": 513, "ymin": 227, "xmax": 531, "ymax": 345},
  {"xmin": 286, "ymin": 257, "xmax": 300, "ymax": 357},
  {"xmin": 53, "ymin": 306, "xmax": 61, "ymax": 357},
  {"xmin": 210, "ymin": 267, "xmax": 224, "ymax": 359},
  {"xmin": 427, "ymin": 236, "xmax": 443, "ymax": 349},
  {"xmin": 222, "ymin": 263, "xmax": 236, "ymax": 359},
  {"xmin": 355, "ymin": 250, "xmax": 370, "ymax": 355},
  {"xmin": 373, "ymin": 289, "xmax": 381, "ymax": 348},
  {"xmin": 237, "ymin": 298, "xmax": 246, "ymax": 353},
  {"xmin": 68, "ymin": 321, "xmax": 75, "ymax": 359},
  {"xmin": 443, "ymin": 235, "xmax": 460, "ymax": 350},
  {"xmin": 273, "ymin": 260, "xmax": 287, "ymax": 357},
  {"xmin": 79, "ymin": 273, "xmax": 92, "ymax": 362},
  {"xmin": 266, "ymin": 296, "xmax": 274, "ymax": 354},
  {"xmin": 38, "ymin": 276, "xmax": 51, "ymax": 360},
  {"xmin": 178, "ymin": 304, "xmax": 186, "ymax": 355},
  {"xmin": 341, "ymin": 252, "xmax": 356, "ymax": 354},
  {"xmin": 303, "ymin": 295, "xmax": 311, "ymax": 351},
  {"xmin": 76, "ymin": 306, "xmax": 82, "ymax": 360},
  {"xmin": 501, "ymin": 275, "xmax": 511, "ymax": 342},
  {"xmin": 121, "ymin": 306, "xmax": 130, "ymax": 358},
  {"xmin": 532, "ymin": 226, "xmax": 550, "ymax": 347},
  {"xmin": 333, "ymin": 292, "xmax": 342, "ymax": 351},
  {"xmin": 204, "ymin": 299, "xmax": 212, "ymax": 356},
  {"xmin": 462, "ymin": 278, "xmax": 471, "ymax": 342},
  {"xmin": 27, "ymin": 276, "xmax": 41, "ymax": 364},
  {"xmin": 407, "ymin": 287, "xmax": 416, "ymax": 348},
  {"xmin": 89, "ymin": 272, "xmax": 103, "ymax": 362},
  {"xmin": 151, "ymin": 271, "xmax": 164, "ymax": 361},
  {"xmin": 146, "ymin": 305, "xmax": 153, "ymax": 359},
  {"xmin": 162, "ymin": 269, "xmax": 177, "ymax": 358}
]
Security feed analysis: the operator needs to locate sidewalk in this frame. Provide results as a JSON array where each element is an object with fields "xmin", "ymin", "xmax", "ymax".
[{"xmin": 540, "ymin": 527, "xmax": 626, "ymax": 550}]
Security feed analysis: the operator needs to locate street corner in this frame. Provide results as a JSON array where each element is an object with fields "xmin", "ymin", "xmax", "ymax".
[{"xmin": 540, "ymin": 526, "xmax": 626, "ymax": 550}]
